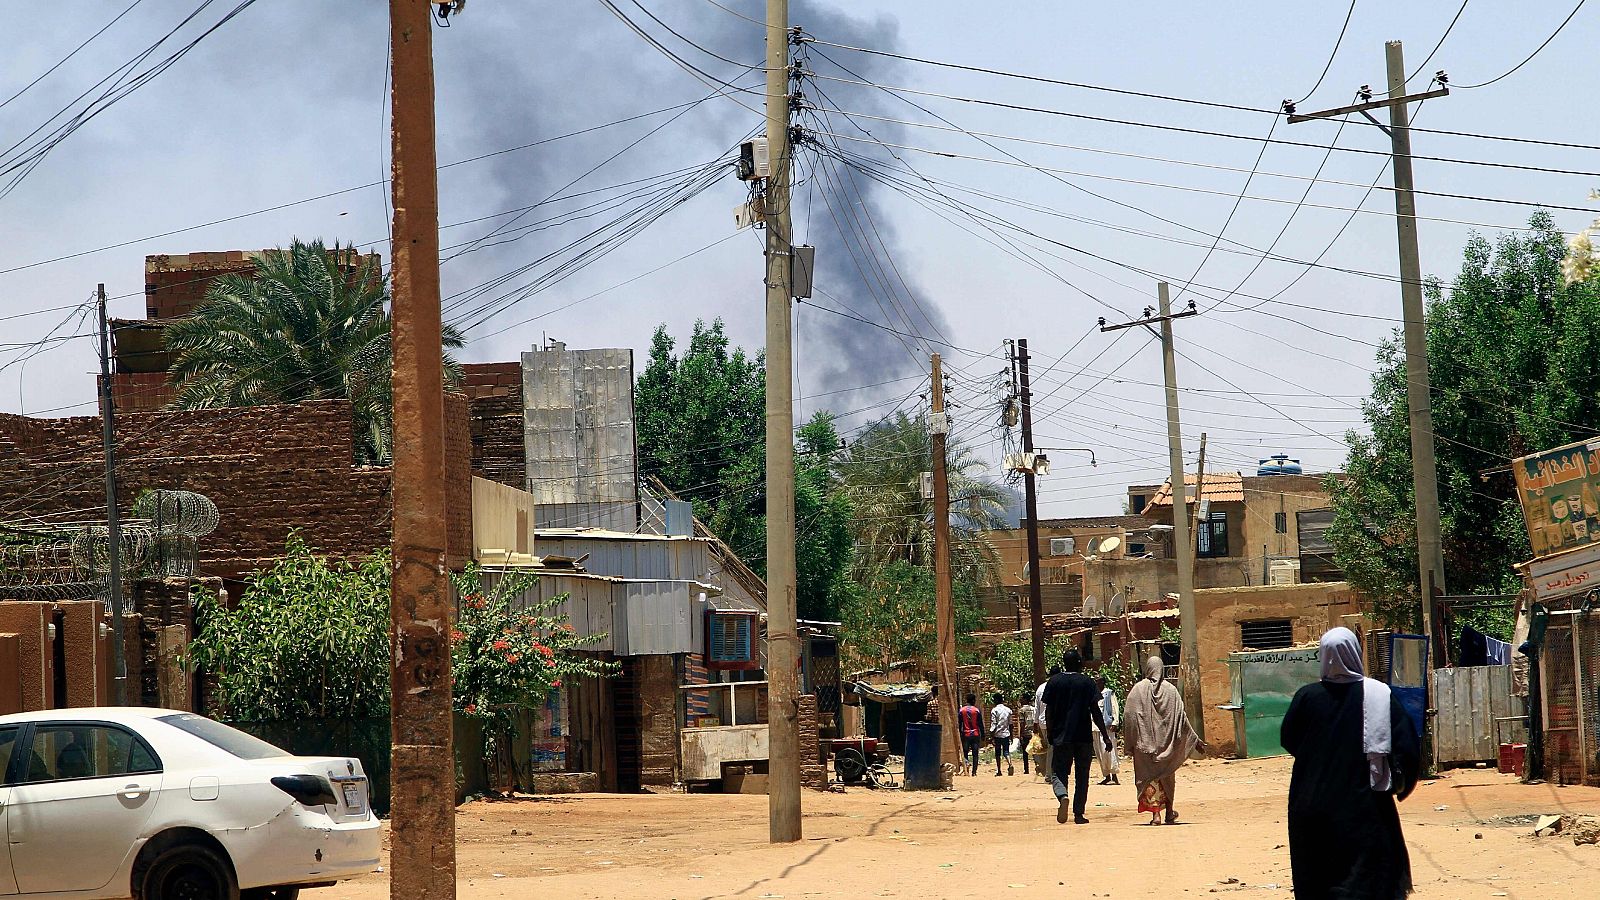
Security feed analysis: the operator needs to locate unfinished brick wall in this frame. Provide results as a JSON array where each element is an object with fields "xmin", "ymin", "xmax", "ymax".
[
  {"xmin": 0, "ymin": 397, "xmax": 474, "ymax": 580},
  {"xmin": 462, "ymin": 362, "xmax": 525, "ymax": 490},
  {"xmin": 637, "ymin": 654, "xmax": 680, "ymax": 786},
  {"xmin": 798, "ymin": 694, "xmax": 829, "ymax": 790}
]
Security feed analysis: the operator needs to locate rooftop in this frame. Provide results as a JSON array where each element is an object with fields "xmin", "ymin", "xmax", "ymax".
[
  {"xmin": 1146, "ymin": 472, "xmax": 1246, "ymax": 507},
  {"xmin": 1036, "ymin": 515, "xmax": 1150, "ymax": 530}
]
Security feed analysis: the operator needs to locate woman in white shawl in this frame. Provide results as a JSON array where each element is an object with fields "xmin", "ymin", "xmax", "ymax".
[
  {"xmin": 1121, "ymin": 655, "xmax": 1207, "ymax": 825},
  {"xmin": 1281, "ymin": 627, "xmax": 1420, "ymax": 899}
]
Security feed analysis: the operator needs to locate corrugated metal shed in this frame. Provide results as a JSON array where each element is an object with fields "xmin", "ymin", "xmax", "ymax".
[
  {"xmin": 534, "ymin": 531, "xmax": 712, "ymax": 583},
  {"xmin": 479, "ymin": 565, "xmax": 716, "ymax": 657}
]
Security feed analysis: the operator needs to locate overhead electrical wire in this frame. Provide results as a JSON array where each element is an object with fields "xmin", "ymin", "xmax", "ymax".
[
  {"xmin": 1454, "ymin": 0, "xmax": 1587, "ymax": 89},
  {"xmin": 1294, "ymin": 0, "xmax": 1359, "ymax": 103},
  {"xmin": 0, "ymin": 0, "xmax": 148, "ymax": 112},
  {"xmin": 802, "ymin": 35, "xmax": 1600, "ymax": 152}
]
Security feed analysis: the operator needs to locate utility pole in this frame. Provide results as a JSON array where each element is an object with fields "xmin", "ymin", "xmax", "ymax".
[
  {"xmin": 96, "ymin": 283, "xmax": 127, "ymax": 706},
  {"xmin": 1100, "ymin": 284, "xmax": 1204, "ymax": 738},
  {"xmin": 1016, "ymin": 339, "xmax": 1046, "ymax": 684},
  {"xmin": 929, "ymin": 353, "xmax": 960, "ymax": 768},
  {"xmin": 1288, "ymin": 42, "xmax": 1450, "ymax": 665},
  {"xmin": 1190, "ymin": 432, "xmax": 1208, "ymax": 571},
  {"xmin": 763, "ymin": 0, "xmax": 802, "ymax": 844},
  {"xmin": 388, "ymin": 2, "xmax": 454, "ymax": 898}
]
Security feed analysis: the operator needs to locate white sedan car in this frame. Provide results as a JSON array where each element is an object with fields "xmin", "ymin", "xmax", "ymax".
[{"xmin": 0, "ymin": 708, "xmax": 381, "ymax": 900}]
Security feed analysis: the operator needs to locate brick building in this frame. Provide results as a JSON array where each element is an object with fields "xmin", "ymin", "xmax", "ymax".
[
  {"xmin": 110, "ymin": 249, "xmax": 381, "ymax": 412},
  {"xmin": 0, "ymin": 397, "xmax": 472, "ymax": 582}
]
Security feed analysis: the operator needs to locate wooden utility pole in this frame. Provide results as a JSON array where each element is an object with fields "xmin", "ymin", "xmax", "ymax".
[
  {"xmin": 763, "ymin": 0, "xmax": 802, "ymax": 844},
  {"xmin": 929, "ymin": 353, "xmax": 960, "ymax": 767},
  {"xmin": 1288, "ymin": 42, "xmax": 1450, "ymax": 666},
  {"xmin": 388, "ymin": 2, "xmax": 454, "ymax": 897},
  {"xmin": 1100, "ymin": 284, "xmax": 1204, "ymax": 738},
  {"xmin": 1016, "ymin": 339, "xmax": 1046, "ymax": 684},
  {"xmin": 96, "ymin": 283, "xmax": 127, "ymax": 705}
]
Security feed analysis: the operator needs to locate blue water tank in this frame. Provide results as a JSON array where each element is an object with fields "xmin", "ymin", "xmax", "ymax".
[{"xmin": 1256, "ymin": 454, "xmax": 1303, "ymax": 476}]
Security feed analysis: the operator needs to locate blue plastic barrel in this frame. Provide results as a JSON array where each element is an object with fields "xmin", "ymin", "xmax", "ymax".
[{"xmin": 903, "ymin": 722, "xmax": 943, "ymax": 790}]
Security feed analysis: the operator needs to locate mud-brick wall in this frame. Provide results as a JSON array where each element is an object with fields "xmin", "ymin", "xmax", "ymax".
[
  {"xmin": 1193, "ymin": 581, "xmax": 1364, "ymax": 753},
  {"xmin": 798, "ymin": 694, "xmax": 829, "ymax": 790},
  {"xmin": 0, "ymin": 396, "xmax": 475, "ymax": 580},
  {"xmin": 462, "ymin": 362, "xmax": 526, "ymax": 490}
]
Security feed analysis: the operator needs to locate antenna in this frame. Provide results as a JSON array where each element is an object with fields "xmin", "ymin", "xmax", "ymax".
[{"xmin": 1108, "ymin": 592, "xmax": 1126, "ymax": 616}]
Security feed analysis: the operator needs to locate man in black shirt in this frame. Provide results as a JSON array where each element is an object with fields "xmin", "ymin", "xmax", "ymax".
[{"xmin": 1041, "ymin": 649, "xmax": 1112, "ymax": 824}]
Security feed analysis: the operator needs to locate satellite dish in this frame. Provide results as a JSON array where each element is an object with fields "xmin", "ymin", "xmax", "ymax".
[
  {"xmin": 1081, "ymin": 595, "xmax": 1101, "ymax": 616},
  {"xmin": 1097, "ymin": 535, "xmax": 1123, "ymax": 555},
  {"xmin": 1108, "ymin": 592, "xmax": 1126, "ymax": 616}
]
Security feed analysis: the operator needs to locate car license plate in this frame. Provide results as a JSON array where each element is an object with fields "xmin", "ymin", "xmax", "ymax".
[{"xmin": 342, "ymin": 782, "xmax": 364, "ymax": 812}]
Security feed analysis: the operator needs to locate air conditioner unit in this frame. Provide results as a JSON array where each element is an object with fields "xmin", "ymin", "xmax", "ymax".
[
  {"xmin": 1269, "ymin": 560, "xmax": 1301, "ymax": 586},
  {"xmin": 738, "ymin": 136, "xmax": 771, "ymax": 180},
  {"xmin": 1050, "ymin": 537, "xmax": 1075, "ymax": 557}
]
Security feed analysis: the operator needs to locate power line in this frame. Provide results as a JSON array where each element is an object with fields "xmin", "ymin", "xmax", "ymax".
[
  {"xmin": 803, "ymin": 70, "xmax": 1600, "ymax": 179},
  {"xmin": 802, "ymin": 33, "xmax": 1600, "ymax": 153},
  {"xmin": 1455, "ymin": 0, "xmax": 1587, "ymax": 89},
  {"xmin": 1294, "ymin": 0, "xmax": 1358, "ymax": 103},
  {"xmin": 0, "ymin": 0, "xmax": 147, "ymax": 112}
]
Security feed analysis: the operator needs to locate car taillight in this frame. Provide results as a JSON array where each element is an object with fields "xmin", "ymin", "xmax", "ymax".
[{"xmin": 271, "ymin": 774, "xmax": 337, "ymax": 807}]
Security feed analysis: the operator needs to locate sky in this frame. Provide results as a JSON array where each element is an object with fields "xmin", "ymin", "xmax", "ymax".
[{"xmin": 3, "ymin": 1, "xmax": 1597, "ymax": 522}]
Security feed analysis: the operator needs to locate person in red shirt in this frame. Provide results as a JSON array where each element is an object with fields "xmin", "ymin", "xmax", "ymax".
[{"xmin": 958, "ymin": 693, "xmax": 984, "ymax": 776}]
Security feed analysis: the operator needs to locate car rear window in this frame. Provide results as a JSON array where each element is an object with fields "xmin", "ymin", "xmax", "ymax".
[{"xmin": 158, "ymin": 714, "xmax": 291, "ymax": 760}]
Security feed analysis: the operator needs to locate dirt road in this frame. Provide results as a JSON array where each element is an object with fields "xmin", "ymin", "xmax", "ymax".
[{"xmin": 332, "ymin": 757, "xmax": 1600, "ymax": 899}]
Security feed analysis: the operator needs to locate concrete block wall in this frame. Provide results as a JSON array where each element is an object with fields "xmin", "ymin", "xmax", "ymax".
[
  {"xmin": 0, "ymin": 602, "xmax": 54, "ymax": 710},
  {"xmin": 798, "ymin": 693, "xmax": 829, "ymax": 790},
  {"xmin": 57, "ymin": 600, "xmax": 111, "ymax": 708}
]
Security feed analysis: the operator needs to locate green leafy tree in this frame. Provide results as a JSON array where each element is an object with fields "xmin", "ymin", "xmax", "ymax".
[
  {"xmin": 636, "ymin": 319, "xmax": 766, "ymax": 559},
  {"xmin": 163, "ymin": 239, "xmax": 464, "ymax": 465},
  {"xmin": 982, "ymin": 635, "xmax": 1074, "ymax": 703},
  {"xmin": 839, "ymin": 560, "xmax": 984, "ymax": 671},
  {"xmin": 1329, "ymin": 211, "xmax": 1600, "ymax": 636},
  {"xmin": 189, "ymin": 534, "xmax": 391, "ymax": 720},
  {"xmin": 795, "ymin": 412, "xmax": 855, "ymax": 621},
  {"xmin": 449, "ymin": 565, "xmax": 615, "ymax": 784}
]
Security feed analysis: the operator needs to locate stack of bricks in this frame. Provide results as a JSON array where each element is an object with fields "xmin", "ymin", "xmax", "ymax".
[{"xmin": 798, "ymin": 693, "xmax": 829, "ymax": 790}]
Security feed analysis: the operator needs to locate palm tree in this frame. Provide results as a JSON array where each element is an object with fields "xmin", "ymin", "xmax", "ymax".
[
  {"xmin": 837, "ymin": 411, "xmax": 1009, "ymax": 586},
  {"xmin": 163, "ymin": 239, "xmax": 462, "ymax": 465}
]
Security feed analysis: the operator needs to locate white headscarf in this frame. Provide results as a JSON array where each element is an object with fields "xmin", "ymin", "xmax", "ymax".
[{"xmin": 1319, "ymin": 626, "xmax": 1393, "ymax": 792}]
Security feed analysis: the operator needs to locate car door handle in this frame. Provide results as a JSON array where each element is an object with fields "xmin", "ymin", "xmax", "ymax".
[{"xmin": 121, "ymin": 783, "xmax": 151, "ymax": 799}]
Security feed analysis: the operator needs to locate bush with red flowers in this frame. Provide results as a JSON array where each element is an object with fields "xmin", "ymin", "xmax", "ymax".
[{"xmin": 449, "ymin": 565, "xmax": 616, "ymax": 771}]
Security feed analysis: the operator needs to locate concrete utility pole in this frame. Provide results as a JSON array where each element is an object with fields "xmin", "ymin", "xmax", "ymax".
[
  {"xmin": 1287, "ymin": 42, "xmax": 1449, "ymax": 662},
  {"xmin": 96, "ymin": 283, "xmax": 127, "ymax": 706},
  {"xmin": 929, "ymin": 353, "xmax": 960, "ymax": 768},
  {"xmin": 1100, "ymin": 284, "xmax": 1203, "ymax": 738},
  {"xmin": 763, "ymin": 0, "xmax": 802, "ymax": 845},
  {"xmin": 388, "ymin": 2, "xmax": 455, "ymax": 897},
  {"xmin": 1016, "ymin": 339, "xmax": 1046, "ymax": 684}
]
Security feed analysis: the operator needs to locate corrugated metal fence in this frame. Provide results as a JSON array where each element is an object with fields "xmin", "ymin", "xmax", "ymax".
[{"xmin": 1434, "ymin": 665, "xmax": 1523, "ymax": 766}]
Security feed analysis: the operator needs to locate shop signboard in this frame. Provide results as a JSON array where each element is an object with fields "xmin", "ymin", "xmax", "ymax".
[{"xmin": 1513, "ymin": 438, "xmax": 1600, "ymax": 559}]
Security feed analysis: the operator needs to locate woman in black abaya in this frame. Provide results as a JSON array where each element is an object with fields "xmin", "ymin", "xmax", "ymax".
[{"xmin": 1281, "ymin": 627, "xmax": 1421, "ymax": 899}]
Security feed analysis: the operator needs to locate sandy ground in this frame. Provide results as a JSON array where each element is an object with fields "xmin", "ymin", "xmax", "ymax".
[{"xmin": 328, "ymin": 756, "xmax": 1600, "ymax": 900}]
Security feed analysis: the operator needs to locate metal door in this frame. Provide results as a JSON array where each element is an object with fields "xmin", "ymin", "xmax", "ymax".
[{"xmin": 1389, "ymin": 633, "xmax": 1429, "ymax": 741}]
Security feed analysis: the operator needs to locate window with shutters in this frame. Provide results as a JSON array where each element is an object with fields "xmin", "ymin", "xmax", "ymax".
[
  {"xmin": 1274, "ymin": 511, "xmax": 1288, "ymax": 534},
  {"xmin": 1239, "ymin": 619, "xmax": 1294, "ymax": 650},
  {"xmin": 707, "ymin": 611, "xmax": 759, "ymax": 671}
]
